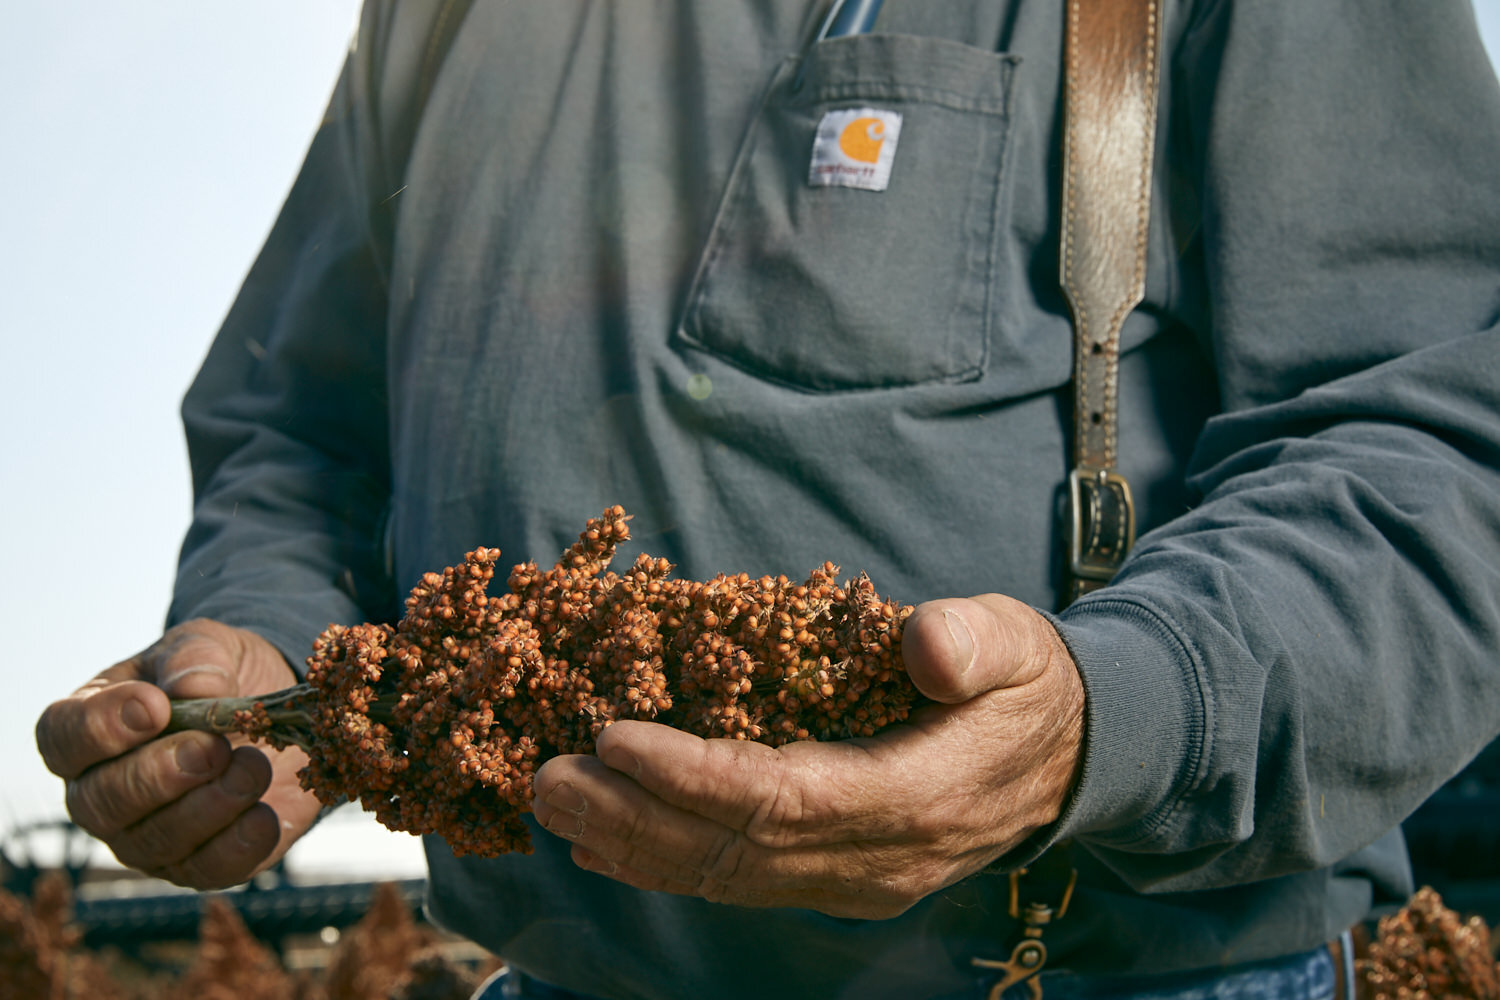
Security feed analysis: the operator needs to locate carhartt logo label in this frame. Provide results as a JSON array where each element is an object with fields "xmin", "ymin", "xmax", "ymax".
[
  {"xmin": 809, "ymin": 107, "xmax": 903, "ymax": 192},
  {"xmin": 839, "ymin": 116, "xmax": 890, "ymax": 162}
]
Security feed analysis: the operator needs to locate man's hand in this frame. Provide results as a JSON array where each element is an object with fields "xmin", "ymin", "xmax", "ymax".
[
  {"xmin": 531, "ymin": 594, "xmax": 1085, "ymax": 919},
  {"xmin": 35, "ymin": 619, "xmax": 323, "ymax": 889}
]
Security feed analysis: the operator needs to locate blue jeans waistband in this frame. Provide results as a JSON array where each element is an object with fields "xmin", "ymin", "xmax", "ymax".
[
  {"xmin": 479, "ymin": 938, "xmax": 1344, "ymax": 1000},
  {"xmin": 1010, "ymin": 941, "xmax": 1339, "ymax": 1000}
]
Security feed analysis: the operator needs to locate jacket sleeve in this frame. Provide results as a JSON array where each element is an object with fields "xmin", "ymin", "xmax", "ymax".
[
  {"xmin": 168, "ymin": 5, "xmax": 402, "ymax": 667},
  {"xmin": 1050, "ymin": 0, "xmax": 1500, "ymax": 892}
]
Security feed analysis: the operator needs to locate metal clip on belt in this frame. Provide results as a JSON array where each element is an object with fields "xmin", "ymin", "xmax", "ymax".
[{"xmin": 973, "ymin": 868, "xmax": 1079, "ymax": 1000}]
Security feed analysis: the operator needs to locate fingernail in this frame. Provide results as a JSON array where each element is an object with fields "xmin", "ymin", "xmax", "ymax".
[
  {"xmin": 235, "ymin": 812, "xmax": 262, "ymax": 849},
  {"xmin": 221, "ymin": 764, "xmax": 260, "ymax": 800},
  {"xmin": 121, "ymin": 697, "xmax": 155, "ymax": 734},
  {"xmin": 545, "ymin": 781, "xmax": 586, "ymax": 815},
  {"xmin": 576, "ymin": 847, "xmax": 616, "ymax": 875},
  {"xmin": 543, "ymin": 811, "xmax": 584, "ymax": 840},
  {"xmin": 175, "ymin": 739, "xmax": 213, "ymax": 777},
  {"xmin": 942, "ymin": 608, "xmax": 975, "ymax": 679},
  {"xmin": 159, "ymin": 664, "xmax": 232, "ymax": 696}
]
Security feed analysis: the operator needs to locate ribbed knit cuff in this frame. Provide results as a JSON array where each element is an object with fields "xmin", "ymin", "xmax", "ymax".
[{"xmin": 1046, "ymin": 596, "xmax": 1206, "ymax": 849}]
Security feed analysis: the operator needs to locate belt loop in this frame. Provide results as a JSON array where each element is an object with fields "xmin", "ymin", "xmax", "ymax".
[
  {"xmin": 1329, "ymin": 927, "xmax": 1362, "ymax": 1000},
  {"xmin": 1339, "ymin": 928, "xmax": 1357, "ymax": 1000}
]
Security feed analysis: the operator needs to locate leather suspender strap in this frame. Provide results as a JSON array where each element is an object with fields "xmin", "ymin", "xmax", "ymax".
[
  {"xmin": 972, "ymin": 8, "xmax": 1164, "ymax": 993},
  {"xmin": 1059, "ymin": 0, "xmax": 1163, "ymax": 604}
]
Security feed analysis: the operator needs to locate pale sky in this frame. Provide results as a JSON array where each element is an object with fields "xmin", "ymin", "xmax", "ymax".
[
  {"xmin": 3, "ymin": 2, "xmax": 1499, "ymax": 880},
  {"xmin": 0, "ymin": 0, "xmax": 423, "ymax": 878}
]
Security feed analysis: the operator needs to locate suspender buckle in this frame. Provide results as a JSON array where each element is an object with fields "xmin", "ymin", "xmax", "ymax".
[{"xmin": 1066, "ymin": 466, "xmax": 1136, "ymax": 589}]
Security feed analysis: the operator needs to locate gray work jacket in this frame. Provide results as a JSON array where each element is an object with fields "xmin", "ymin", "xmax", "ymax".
[{"xmin": 172, "ymin": 1, "xmax": 1500, "ymax": 996}]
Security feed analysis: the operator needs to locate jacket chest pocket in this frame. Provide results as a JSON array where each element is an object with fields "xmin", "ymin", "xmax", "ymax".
[{"xmin": 677, "ymin": 33, "xmax": 1018, "ymax": 391}]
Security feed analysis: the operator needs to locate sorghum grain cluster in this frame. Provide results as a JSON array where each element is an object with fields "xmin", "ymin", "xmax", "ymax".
[{"xmin": 233, "ymin": 506, "xmax": 916, "ymax": 856}]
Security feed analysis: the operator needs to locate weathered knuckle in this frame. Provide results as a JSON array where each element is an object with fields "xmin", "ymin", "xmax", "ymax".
[
  {"xmin": 68, "ymin": 778, "xmax": 123, "ymax": 838},
  {"xmin": 33, "ymin": 704, "xmax": 73, "ymax": 774},
  {"xmin": 1019, "ymin": 611, "xmax": 1053, "ymax": 671},
  {"xmin": 694, "ymin": 871, "xmax": 740, "ymax": 906},
  {"xmin": 139, "ymin": 863, "xmax": 205, "ymax": 891},
  {"xmin": 36, "ymin": 700, "xmax": 109, "ymax": 778},
  {"xmin": 166, "ymin": 837, "xmax": 252, "ymax": 891},
  {"xmin": 149, "ymin": 620, "xmax": 218, "ymax": 662},
  {"xmin": 63, "ymin": 779, "xmax": 112, "ymax": 837},
  {"xmin": 616, "ymin": 799, "xmax": 659, "ymax": 849},
  {"xmin": 696, "ymin": 882, "xmax": 729, "ymax": 905},
  {"xmin": 766, "ymin": 784, "xmax": 809, "ymax": 830},
  {"xmin": 747, "ymin": 765, "xmax": 809, "ymax": 845},
  {"xmin": 160, "ymin": 856, "xmax": 222, "ymax": 891},
  {"xmin": 68, "ymin": 750, "xmax": 173, "ymax": 838},
  {"xmin": 125, "ymin": 747, "xmax": 175, "ymax": 808},
  {"xmin": 113, "ymin": 816, "xmax": 192, "ymax": 871},
  {"xmin": 688, "ymin": 829, "xmax": 746, "ymax": 888},
  {"xmin": 82, "ymin": 703, "xmax": 129, "ymax": 756},
  {"xmin": 41, "ymin": 684, "xmax": 166, "ymax": 779}
]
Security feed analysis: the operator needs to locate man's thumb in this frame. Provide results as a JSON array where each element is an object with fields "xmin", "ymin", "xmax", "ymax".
[
  {"xmin": 900, "ymin": 594, "xmax": 1058, "ymax": 703},
  {"xmin": 145, "ymin": 627, "xmax": 241, "ymax": 700}
]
